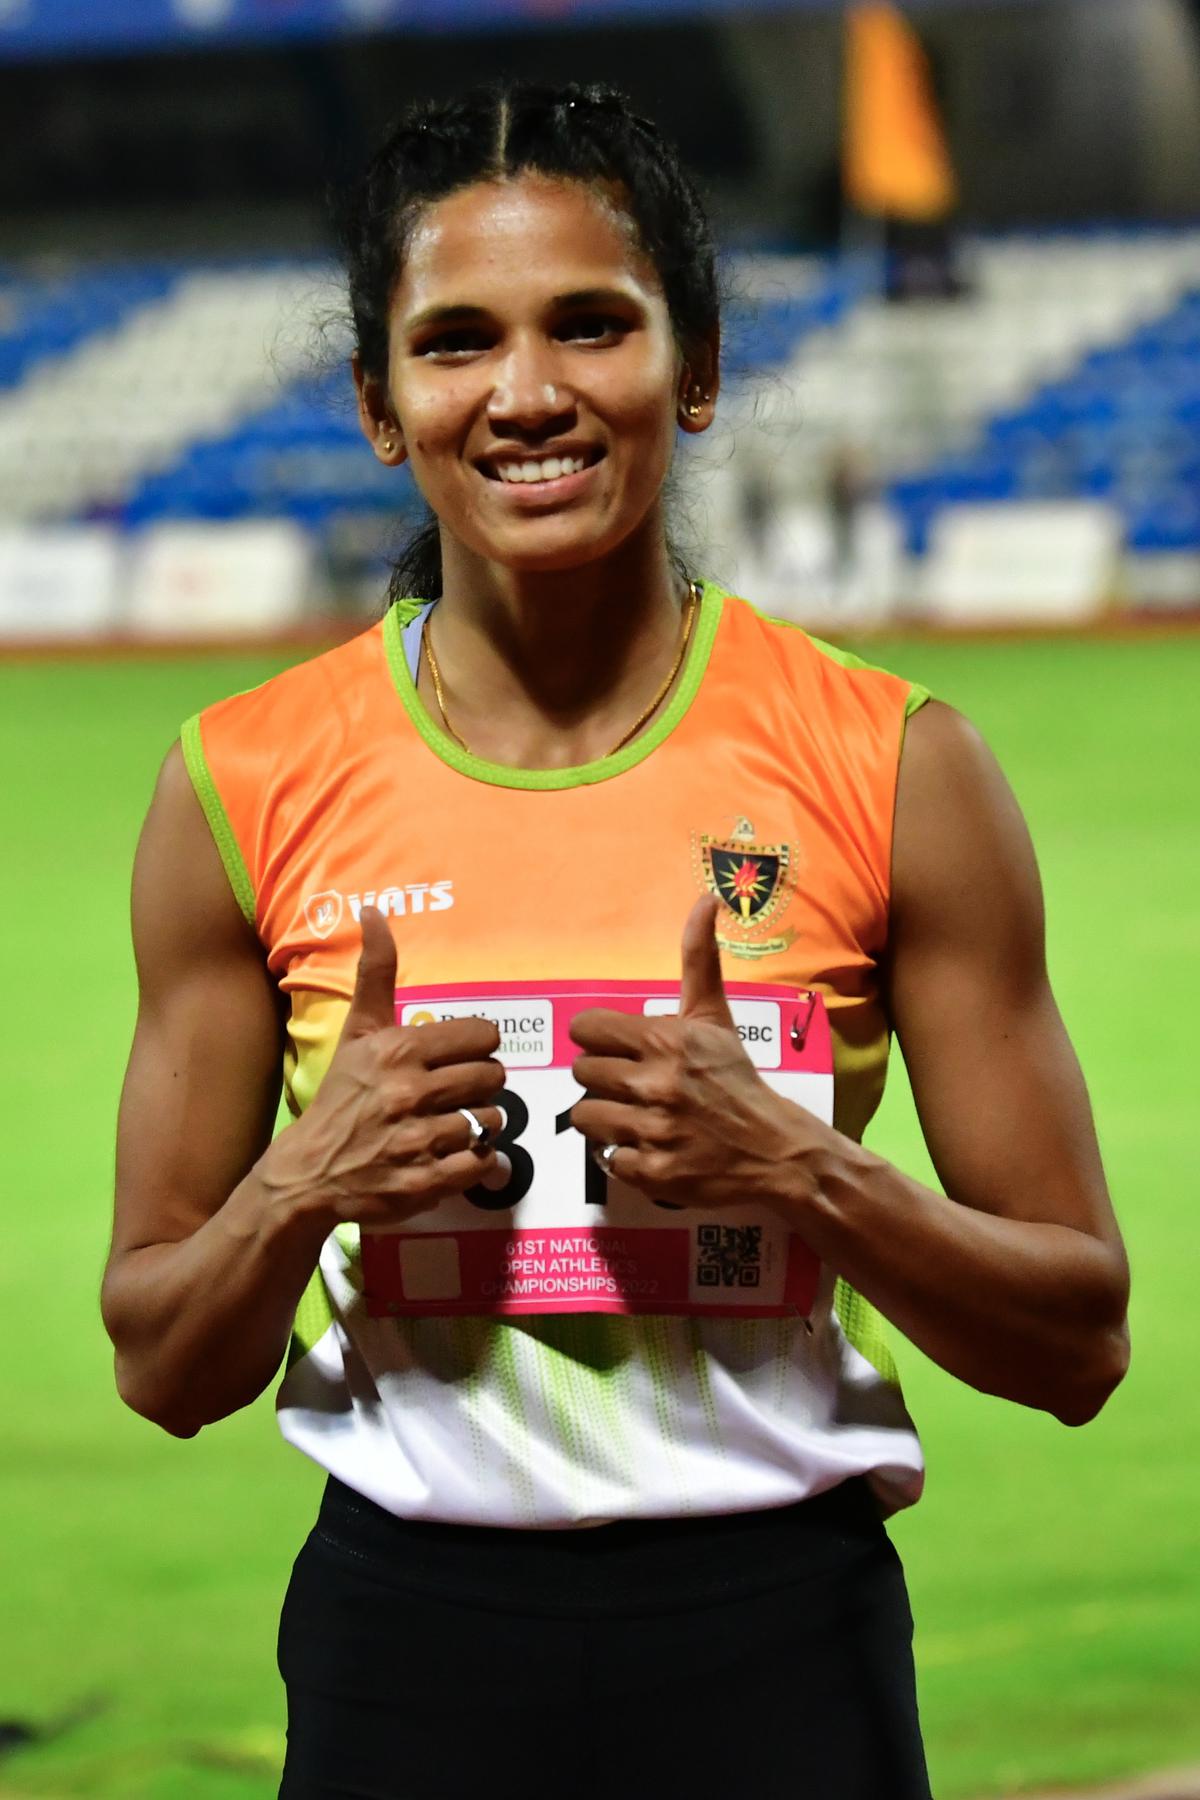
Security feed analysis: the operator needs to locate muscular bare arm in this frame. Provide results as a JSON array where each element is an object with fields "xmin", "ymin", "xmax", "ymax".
[
  {"xmin": 103, "ymin": 744, "xmax": 507, "ymax": 1438},
  {"xmin": 794, "ymin": 700, "xmax": 1130, "ymax": 1421},
  {"xmin": 103, "ymin": 744, "xmax": 309, "ymax": 1434}
]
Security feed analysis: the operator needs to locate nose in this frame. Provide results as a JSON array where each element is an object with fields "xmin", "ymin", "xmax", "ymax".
[{"xmin": 487, "ymin": 335, "xmax": 576, "ymax": 438}]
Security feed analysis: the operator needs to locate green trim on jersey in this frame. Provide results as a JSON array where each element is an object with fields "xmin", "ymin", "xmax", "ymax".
[
  {"xmin": 760, "ymin": 611, "xmax": 932, "ymax": 719},
  {"xmin": 382, "ymin": 579, "xmax": 723, "ymax": 791},
  {"xmin": 288, "ymin": 1227, "xmax": 361, "ymax": 1364},
  {"xmin": 180, "ymin": 713, "xmax": 257, "ymax": 927},
  {"xmin": 835, "ymin": 1279, "xmax": 901, "ymax": 1386},
  {"xmin": 289, "ymin": 1271, "xmax": 336, "ymax": 1365}
]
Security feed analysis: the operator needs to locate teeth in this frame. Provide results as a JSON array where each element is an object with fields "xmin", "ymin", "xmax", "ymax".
[{"xmin": 495, "ymin": 455, "xmax": 586, "ymax": 484}]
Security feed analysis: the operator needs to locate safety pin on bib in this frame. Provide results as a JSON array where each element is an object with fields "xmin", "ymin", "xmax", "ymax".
[{"xmin": 789, "ymin": 991, "xmax": 817, "ymax": 1052}]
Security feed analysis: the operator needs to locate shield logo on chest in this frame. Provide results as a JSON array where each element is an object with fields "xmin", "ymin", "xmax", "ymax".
[{"xmin": 693, "ymin": 826, "xmax": 797, "ymax": 959}]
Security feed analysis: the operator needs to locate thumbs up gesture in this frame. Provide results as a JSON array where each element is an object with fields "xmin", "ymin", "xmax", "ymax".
[
  {"xmin": 570, "ymin": 897, "xmax": 812, "ymax": 1214},
  {"xmin": 268, "ymin": 905, "xmax": 509, "ymax": 1231},
  {"xmin": 341, "ymin": 897, "xmax": 403, "ymax": 1037},
  {"xmin": 678, "ymin": 893, "xmax": 737, "ymax": 1029}
]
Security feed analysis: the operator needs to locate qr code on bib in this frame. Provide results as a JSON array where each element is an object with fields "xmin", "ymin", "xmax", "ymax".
[{"xmin": 695, "ymin": 1224, "xmax": 762, "ymax": 1288}]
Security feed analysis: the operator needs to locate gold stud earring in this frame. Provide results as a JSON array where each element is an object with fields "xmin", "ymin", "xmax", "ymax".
[
  {"xmin": 686, "ymin": 397, "xmax": 704, "ymax": 419},
  {"xmin": 382, "ymin": 437, "xmax": 396, "ymax": 454}
]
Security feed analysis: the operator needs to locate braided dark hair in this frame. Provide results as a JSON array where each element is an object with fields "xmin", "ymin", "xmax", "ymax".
[{"xmin": 335, "ymin": 82, "xmax": 719, "ymax": 603}]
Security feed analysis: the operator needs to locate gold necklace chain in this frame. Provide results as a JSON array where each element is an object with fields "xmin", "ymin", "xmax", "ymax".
[{"xmin": 421, "ymin": 581, "xmax": 701, "ymax": 762}]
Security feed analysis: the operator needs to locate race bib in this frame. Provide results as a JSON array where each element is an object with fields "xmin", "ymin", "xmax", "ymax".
[{"xmin": 360, "ymin": 980, "xmax": 832, "ymax": 1320}]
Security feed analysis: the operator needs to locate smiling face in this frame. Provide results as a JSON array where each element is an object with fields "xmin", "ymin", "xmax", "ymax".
[{"xmin": 356, "ymin": 174, "xmax": 715, "ymax": 578}]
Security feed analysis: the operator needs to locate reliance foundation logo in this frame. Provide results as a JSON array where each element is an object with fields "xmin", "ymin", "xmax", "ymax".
[{"xmin": 401, "ymin": 996, "xmax": 552, "ymax": 1065}]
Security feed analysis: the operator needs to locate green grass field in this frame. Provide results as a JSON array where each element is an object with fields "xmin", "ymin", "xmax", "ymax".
[{"xmin": 2, "ymin": 631, "xmax": 1197, "ymax": 1799}]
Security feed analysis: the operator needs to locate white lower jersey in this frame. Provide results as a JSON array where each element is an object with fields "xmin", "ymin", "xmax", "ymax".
[{"xmin": 277, "ymin": 979, "xmax": 924, "ymax": 1527}]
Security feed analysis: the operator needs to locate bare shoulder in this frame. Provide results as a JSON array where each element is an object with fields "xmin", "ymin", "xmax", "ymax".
[
  {"xmin": 895, "ymin": 697, "xmax": 1029, "ymax": 840},
  {"xmin": 885, "ymin": 699, "xmax": 1124, "ymax": 1256},
  {"xmin": 132, "ymin": 740, "xmax": 260, "ymax": 981},
  {"xmin": 891, "ymin": 698, "xmax": 1046, "ymax": 985}
]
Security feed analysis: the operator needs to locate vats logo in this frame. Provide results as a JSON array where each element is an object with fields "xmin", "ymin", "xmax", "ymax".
[{"xmin": 302, "ymin": 882, "xmax": 455, "ymax": 940}]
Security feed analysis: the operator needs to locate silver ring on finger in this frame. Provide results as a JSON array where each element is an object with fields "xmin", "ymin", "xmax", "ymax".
[
  {"xmin": 458, "ymin": 1108, "xmax": 493, "ymax": 1157},
  {"xmin": 591, "ymin": 1141, "xmax": 622, "ymax": 1177}
]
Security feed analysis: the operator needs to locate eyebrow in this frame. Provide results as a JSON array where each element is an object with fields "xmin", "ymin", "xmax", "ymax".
[
  {"xmin": 403, "ymin": 287, "xmax": 641, "ymax": 334},
  {"xmin": 404, "ymin": 303, "xmax": 488, "ymax": 334},
  {"xmin": 553, "ymin": 287, "xmax": 640, "ymax": 310}
]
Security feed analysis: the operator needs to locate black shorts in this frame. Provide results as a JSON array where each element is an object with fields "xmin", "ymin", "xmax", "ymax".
[{"xmin": 278, "ymin": 1475, "xmax": 931, "ymax": 1800}]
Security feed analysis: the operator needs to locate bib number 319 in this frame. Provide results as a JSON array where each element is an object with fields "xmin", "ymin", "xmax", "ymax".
[{"xmin": 360, "ymin": 979, "xmax": 832, "ymax": 1320}]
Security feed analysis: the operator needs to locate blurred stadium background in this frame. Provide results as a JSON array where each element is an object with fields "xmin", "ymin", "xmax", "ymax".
[{"xmin": 2, "ymin": 2, "xmax": 1198, "ymax": 1796}]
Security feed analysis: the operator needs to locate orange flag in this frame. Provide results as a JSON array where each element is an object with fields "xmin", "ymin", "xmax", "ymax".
[{"xmin": 844, "ymin": 1, "xmax": 957, "ymax": 221}]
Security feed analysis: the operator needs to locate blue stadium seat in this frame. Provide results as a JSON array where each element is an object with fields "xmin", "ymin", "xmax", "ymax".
[
  {"xmin": 0, "ymin": 262, "xmax": 179, "ymax": 389},
  {"xmin": 889, "ymin": 284, "xmax": 1200, "ymax": 555}
]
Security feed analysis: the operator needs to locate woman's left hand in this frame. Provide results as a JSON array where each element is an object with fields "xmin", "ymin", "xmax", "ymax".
[{"xmin": 570, "ymin": 896, "xmax": 828, "ymax": 1214}]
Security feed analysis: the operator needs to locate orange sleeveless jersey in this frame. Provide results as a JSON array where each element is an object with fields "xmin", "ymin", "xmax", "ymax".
[
  {"xmin": 186, "ymin": 581, "xmax": 925, "ymax": 1139},
  {"xmin": 182, "ymin": 581, "xmax": 929, "ymax": 1524}
]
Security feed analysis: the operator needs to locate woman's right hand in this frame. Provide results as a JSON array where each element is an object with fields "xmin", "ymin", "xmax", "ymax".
[{"xmin": 262, "ymin": 904, "xmax": 508, "ymax": 1231}]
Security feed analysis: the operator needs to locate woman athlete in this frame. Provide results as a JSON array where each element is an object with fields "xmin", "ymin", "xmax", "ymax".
[{"xmin": 103, "ymin": 83, "xmax": 1130, "ymax": 1799}]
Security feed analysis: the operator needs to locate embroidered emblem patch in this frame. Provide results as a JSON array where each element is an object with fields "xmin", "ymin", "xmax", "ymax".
[{"xmin": 692, "ymin": 819, "xmax": 797, "ymax": 960}]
